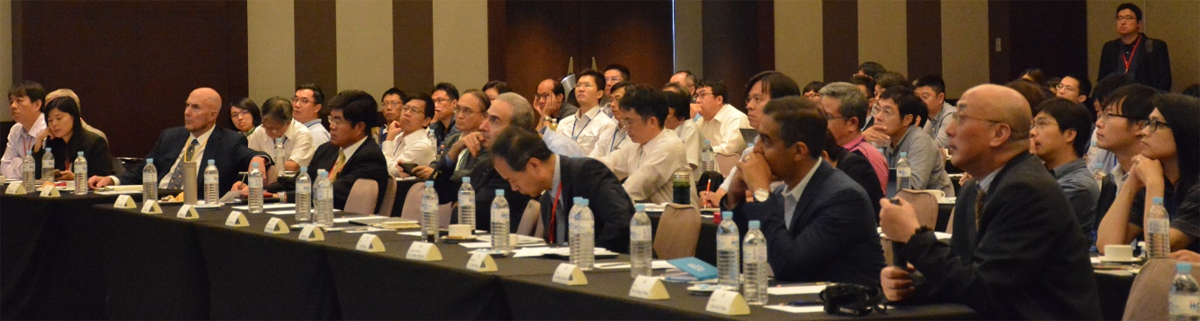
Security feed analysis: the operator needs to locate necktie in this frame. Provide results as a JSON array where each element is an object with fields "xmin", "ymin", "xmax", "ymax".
[
  {"xmin": 974, "ymin": 187, "xmax": 987, "ymax": 231},
  {"xmin": 329, "ymin": 150, "xmax": 346, "ymax": 181},
  {"xmin": 167, "ymin": 138, "xmax": 199, "ymax": 189}
]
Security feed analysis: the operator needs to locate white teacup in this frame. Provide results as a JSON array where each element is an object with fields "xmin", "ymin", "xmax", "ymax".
[
  {"xmin": 448, "ymin": 224, "xmax": 472, "ymax": 238},
  {"xmin": 1104, "ymin": 244, "xmax": 1134, "ymax": 260}
]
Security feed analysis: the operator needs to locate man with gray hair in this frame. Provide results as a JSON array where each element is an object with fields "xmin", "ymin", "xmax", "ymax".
[{"xmin": 819, "ymin": 82, "xmax": 887, "ymax": 192}]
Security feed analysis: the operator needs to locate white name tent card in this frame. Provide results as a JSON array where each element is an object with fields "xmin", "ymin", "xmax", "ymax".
[
  {"xmin": 356, "ymin": 234, "xmax": 385, "ymax": 252},
  {"xmin": 113, "ymin": 195, "xmax": 137, "ymax": 208},
  {"xmin": 628, "ymin": 276, "xmax": 669, "ymax": 300},
  {"xmin": 552, "ymin": 263, "xmax": 587, "ymax": 286},
  {"xmin": 5, "ymin": 183, "xmax": 27, "ymax": 194},
  {"xmin": 706, "ymin": 289, "xmax": 750, "ymax": 315},
  {"xmin": 405, "ymin": 242, "xmax": 442, "ymax": 261},
  {"xmin": 264, "ymin": 217, "xmax": 290, "ymax": 234},
  {"xmin": 141, "ymin": 200, "xmax": 163, "ymax": 214},
  {"xmin": 176, "ymin": 204, "xmax": 199, "ymax": 220},
  {"xmin": 225, "ymin": 211, "xmax": 249, "ymax": 227},
  {"xmin": 39, "ymin": 186, "xmax": 61, "ymax": 198},
  {"xmin": 466, "ymin": 252, "xmax": 497, "ymax": 272},
  {"xmin": 299, "ymin": 224, "xmax": 325, "ymax": 241}
]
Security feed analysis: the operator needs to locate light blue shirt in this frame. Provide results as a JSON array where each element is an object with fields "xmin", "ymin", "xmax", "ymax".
[{"xmin": 541, "ymin": 127, "xmax": 585, "ymax": 157}]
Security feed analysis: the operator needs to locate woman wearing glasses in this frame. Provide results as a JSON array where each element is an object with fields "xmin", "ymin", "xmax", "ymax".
[
  {"xmin": 1097, "ymin": 94, "xmax": 1200, "ymax": 254},
  {"xmin": 228, "ymin": 97, "xmax": 261, "ymax": 137}
]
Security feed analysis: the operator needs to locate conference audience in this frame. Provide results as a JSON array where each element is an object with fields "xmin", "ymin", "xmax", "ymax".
[
  {"xmin": 1093, "ymin": 85, "xmax": 1158, "ymax": 221},
  {"xmin": 375, "ymin": 88, "xmax": 407, "ymax": 144},
  {"xmin": 589, "ymin": 81, "xmax": 635, "ymax": 159},
  {"xmin": 728, "ymin": 96, "xmax": 883, "ymax": 286},
  {"xmin": 2, "ymin": 81, "xmax": 47, "ymax": 179},
  {"xmin": 31, "ymin": 96, "xmax": 114, "ymax": 179},
  {"xmin": 1098, "ymin": 3, "xmax": 1171, "ymax": 92},
  {"xmin": 229, "ymin": 97, "xmax": 261, "ymax": 138},
  {"xmin": 293, "ymin": 84, "xmax": 330, "ymax": 147},
  {"xmin": 481, "ymin": 80, "xmax": 511, "ymax": 101},
  {"xmin": 88, "ymin": 88, "xmax": 268, "ymax": 193},
  {"xmin": 557, "ymin": 69, "xmax": 617, "ymax": 155},
  {"xmin": 532, "ymin": 79, "xmax": 578, "ymax": 121},
  {"xmin": 246, "ymin": 97, "xmax": 314, "ymax": 171},
  {"xmin": 1097, "ymin": 93, "xmax": 1200, "ymax": 253},
  {"xmin": 801, "ymin": 81, "xmax": 823, "ymax": 103},
  {"xmin": 879, "ymin": 84, "xmax": 1101, "ymax": 319},
  {"xmin": 871, "ymin": 86, "xmax": 955, "ymax": 196},
  {"xmin": 412, "ymin": 89, "xmax": 491, "ymax": 204},
  {"xmin": 382, "ymin": 93, "xmax": 436, "ymax": 177},
  {"xmin": 1006, "ymin": 79, "xmax": 1051, "ymax": 114},
  {"xmin": 819, "ymin": 82, "xmax": 888, "ymax": 194},
  {"xmin": 429, "ymin": 82, "xmax": 461, "ymax": 150},
  {"xmin": 667, "ymin": 70, "xmax": 700, "ymax": 118},
  {"xmin": 452, "ymin": 92, "xmax": 540, "ymax": 232},
  {"xmin": 489, "ymin": 126, "xmax": 633, "ymax": 252},
  {"xmin": 46, "ymin": 88, "xmax": 108, "ymax": 142},
  {"xmin": 914, "ymin": 75, "xmax": 956, "ymax": 148},
  {"xmin": 600, "ymin": 64, "xmax": 630, "ymax": 117},
  {"xmin": 820, "ymin": 131, "xmax": 884, "ymax": 216},
  {"xmin": 661, "ymin": 84, "xmax": 700, "ymax": 174},
  {"xmin": 1084, "ymin": 73, "xmax": 1138, "ymax": 182},
  {"xmin": 860, "ymin": 72, "xmax": 907, "ymax": 138},
  {"xmin": 1055, "ymin": 74, "xmax": 1092, "ymax": 106},
  {"xmin": 596, "ymin": 85, "xmax": 693, "ymax": 205},
  {"xmin": 695, "ymin": 79, "xmax": 749, "ymax": 156},
  {"xmin": 1029, "ymin": 98, "xmax": 1099, "ymax": 236}
]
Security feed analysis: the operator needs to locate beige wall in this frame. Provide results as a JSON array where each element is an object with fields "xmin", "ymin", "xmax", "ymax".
[
  {"xmin": 336, "ymin": 0, "xmax": 394, "ymax": 98},
  {"xmin": 247, "ymin": 0, "xmax": 295, "ymax": 102},
  {"xmin": 674, "ymin": 0, "xmax": 704, "ymax": 77},
  {"xmin": 1088, "ymin": 0, "xmax": 1199, "ymax": 92},
  {"xmin": 1, "ymin": 0, "xmax": 12, "ymax": 121},
  {"xmin": 774, "ymin": 0, "xmax": 823, "ymax": 83},
  {"xmin": 432, "ymin": 0, "xmax": 488, "ymax": 91},
  {"xmin": 941, "ymin": 0, "xmax": 989, "ymax": 98},
  {"xmin": 858, "ymin": 0, "xmax": 907, "ymax": 77}
]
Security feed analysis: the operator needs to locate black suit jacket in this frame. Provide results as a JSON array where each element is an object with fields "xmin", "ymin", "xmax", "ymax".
[
  {"xmin": 468, "ymin": 152, "xmax": 533, "ymax": 234},
  {"xmin": 1099, "ymin": 34, "xmax": 1172, "ymax": 92},
  {"xmin": 902, "ymin": 153, "xmax": 1101, "ymax": 319},
  {"xmin": 117, "ymin": 126, "xmax": 266, "ymax": 193},
  {"xmin": 33, "ymin": 130, "xmax": 114, "ymax": 178},
  {"xmin": 539, "ymin": 156, "xmax": 633, "ymax": 253},
  {"xmin": 734, "ymin": 161, "xmax": 884, "ymax": 286},
  {"xmin": 841, "ymin": 149, "xmax": 884, "ymax": 216},
  {"xmin": 269, "ymin": 138, "xmax": 389, "ymax": 211}
]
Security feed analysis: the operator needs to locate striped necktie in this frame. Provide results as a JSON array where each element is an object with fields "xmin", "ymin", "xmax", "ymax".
[{"xmin": 166, "ymin": 138, "xmax": 198, "ymax": 189}]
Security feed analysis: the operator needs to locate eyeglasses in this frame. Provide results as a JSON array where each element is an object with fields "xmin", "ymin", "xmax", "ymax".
[
  {"xmin": 535, "ymin": 93, "xmax": 555, "ymax": 101},
  {"xmin": 873, "ymin": 107, "xmax": 896, "ymax": 118},
  {"xmin": 693, "ymin": 92, "xmax": 713, "ymax": 100},
  {"xmin": 1054, "ymin": 84, "xmax": 1077, "ymax": 93},
  {"xmin": 1116, "ymin": 15, "xmax": 1137, "ymax": 22},
  {"xmin": 293, "ymin": 97, "xmax": 314, "ymax": 105},
  {"xmin": 402, "ymin": 106, "xmax": 424, "ymax": 114},
  {"xmin": 381, "ymin": 101, "xmax": 403, "ymax": 107},
  {"xmin": 1031, "ymin": 118, "xmax": 1059, "ymax": 129},
  {"xmin": 605, "ymin": 77, "xmax": 622, "ymax": 83},
  {"xmin": 454, "ymin": 105, "xmax": 479, "ymax": 116},
  {"xmin": 327, "ymin": 116, "xmax": 348, "ymax": 127},
  {"xmin": 433, "ymin": 98, "xmax": 453, "ymax": 105},
  {"xmin": 230, "ymin": 110, "xmax": 250, "ymax": 118},
  {"xmin": 576, "ymin": 83, "xmax": 597, "ymax": 89},
  {"xmin": 1137, "ymin": 119, "xmax": 1170, "ymax": 133},
  {"xmin": 1097, "ymin": 110, "xmax": 1135, "ymax": 122}
]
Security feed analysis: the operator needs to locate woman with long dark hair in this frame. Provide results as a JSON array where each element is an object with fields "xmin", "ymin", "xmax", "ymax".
[{"xmin": 31, "ymin": 96, "xmax": 114, "ymax": 180}]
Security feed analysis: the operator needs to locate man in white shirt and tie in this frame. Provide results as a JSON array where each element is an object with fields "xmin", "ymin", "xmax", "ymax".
[
  {"xmin": 695, "ymin": 79, "xmax": 749, "ymax": 156},
  {"xmin": 382, "ymin": 93, "xmax": 436, "ymax": 177},
  {"xmin": 557, "ymin": 69, "xmax": 617, "ymax": 155},
  {"xmin": 597, "ymin": 85, "xmax": 694, "ymax": 205},
  {"xmin": 2, "ymin": 81, "xmax": 47, "ymax": 179},
  {"xmin": 293, "ymin": 83, "xmax": 330, "ymax": 147}
]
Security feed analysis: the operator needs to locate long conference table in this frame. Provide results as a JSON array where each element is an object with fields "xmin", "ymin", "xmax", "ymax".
[{"xmin": 2, "ymin": 190, "xmax": 1123, "ymax": 320}]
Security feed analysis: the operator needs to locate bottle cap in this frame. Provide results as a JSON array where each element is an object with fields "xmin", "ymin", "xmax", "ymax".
[
  {"xmin": 579, "ymin": 198, "xmax": 589, "ymax": 206},
  {"xmin": 252, "ymin": 163, "xmax": 259, "ymax": 168},
  {"xmin": 1179, "ymin": 263, "xmax": 1193, "ymax": 273},
  {"xmin": 496, "ymin": 189, "xmax": 505, "ymax": 196},
  {"xmin": 1153, "ymin": 197, "xmax": 1164, "ymax": 205},
  {"xmin": 900, "ymin": 151, "xmax": 908, "ymax": 158},
  {"xmin": 722, "ymin": 211, "xmax": 733, "ymax": 220},
  {"xmin": 462, "ymin": 177, "xmax": 470, "ymax": 183},
  {"xmin": 146, "ymin": 158, "xmax": 154, "ymax": 164},
  {"xmin": 317, "ymin": 169, "xmax": 327, "ymax": 175},
  {"xmin": 45, "ymin": 148, "xmax": 50, "ymax": 153},
  {"xmin": 300, "ymin": 167, "xmax": 307, "ymax": 173},
  {"xmin": 78, "ymin": 151, "xmax": 84, "ymax": 157},
  {"xmin": 425, "ymin": 180, "xmax": 434, "ymax": 187},
  {"xmin": 635, "ymin": 204, "xmax": 645, "ymax": 212},
  {"xmin": 208, "ymin": 159, "xmax": 215, "ymax": 165},
  {"xmin": 749, "ymin": 220, "xmax": 760, "ymax": 229},
  {"xmin": 574, "ymin": 196, "xmax": 583, "ymax": 203}
]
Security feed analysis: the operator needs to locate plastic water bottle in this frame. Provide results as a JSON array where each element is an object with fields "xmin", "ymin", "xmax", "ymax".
[
  {"xmin": 248, "ymin": 163, "xmax": 263, "ymax": 214},
  {"xmin": 204, "ymin": 159, "xmax": 219, "ymax": 205},
  {"xmin": 701, "ymin": 139, "xmax": 715, "ymax": 172},
  {"xmin": 1170, "ymin": 263, "xmax": 1200, "ymax": 321},
  {"xmin": 630, "ymin": 204, "xmax": 653, "ymax": 278},
  {"xmin": 743, "ymin": 220, "xmax": 768, "ymax": 305},
  {"xmin": 142, "ymin": 158, "xmax": 157, "ymax": 201},
  {"xmin": 570, "ymin": 198, "xmax": 595, "ymax": 270},
  {"xmin": 490, "ymin": 189, "xmax": 512, "ymax": 253},
  {"xmin": 427, "ymin": 128, "xmax": 439, "ymax": 153},
  {"xmin": 896, "ymin": 151, "xmax": 912, "ymax": 191},
  {"xmin": 1092, "ymin": 161, "xmax": 1107, "ymax": 188},
  {"xmin": 422, "ymin": 181, "xmax": 439, "ymax": 243},
  {"xmin": 314, "ymin": 170, "xmax": 334, "ymax": 227},
  {"xmin": 21, "ymin": 151, "xmax": 35, "ymax": 192},
  {"xmin": 458, "ymin": 177, "xmax": 475, "ymax": 231},
  {"xmin": 41, "ymin": 147, "xmax": 54, "ymax": 183},
  {"xmin": 294, "ymin": 167, "xmax": 311, "ymax": 221},
  {"xmin": 716, "ymin": 211, "xmax": 741, "ymax": 291},
  {"xmin": 72, "ymin": 152, "xmax": 87, "ymax": 195},
  {"xmin": 273, "ymin": 138, "xmax": 286, "ymax": 177},
  {"xmin": 1147, "ymin": 197, "xmax": 1171, "ymax": 258}
]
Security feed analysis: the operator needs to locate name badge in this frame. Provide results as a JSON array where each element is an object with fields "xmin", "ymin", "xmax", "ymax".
[
  {"xmin": 39, "ymin": 186, "xmax": 61, "ymax": 198},
  {"xmin": 356, "ymin": 234, "xmax": 385, "ymax": 252},
  {"xmin": 264, "ymin": 217, "xmax": 290, "ymax": 234},
  {"xmin": 551, "ymin": 263, "xmax": 587, "ymax": 286},
  {"xmin": 114, "ymin": 195, "xmax": 137, "ymax": 208},
  {"xmin": 466, "ymin": 252, "xmax": 497, "ymax": 272},
  {"xmin": 299, "ymin": 224, "xmax": 325, "ymax": 241},
  {"xmin": 706, "ymin": 289, "xmax": 750, "ymax": 315},
  {"xmin": 225, "ymin": 211, "xmax": 248, "ymax": 227},
  {"xmin": 141, "ymin": 200, "xmax": 163, "ymax": 214},
  {"xmin": 628, "ymin": 275, "xmax": 670, "ymax": 300},
  {"xmin": 175, "ymin": 204, "xmax": 199, "ymax": 219},
  {"xmin": 405, "ymin": 242, "xmax": 442, "ymax": 261}
]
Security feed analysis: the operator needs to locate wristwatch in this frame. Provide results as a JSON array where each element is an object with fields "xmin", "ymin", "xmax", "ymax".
[{"xmin": 753, "ymin": 188, "xmax": 770, "ymax": 202}]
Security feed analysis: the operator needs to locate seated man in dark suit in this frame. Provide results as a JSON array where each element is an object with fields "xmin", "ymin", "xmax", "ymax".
[
  {"xmin": 266, "ymin": 90, "xmax": 389, "ymax": 210},
  {"xmin": 879, "ymin": 84, "xmax": 1101, "ymax": 319},
  {"xmin": 489, "ymin": 127, "xmax": 633, "ymax": 253},
  {"xmin": 726, "ymin": 96, "xmax": 883, "ymax": 286},
  {"xmin": 89, "ymin": 87, "xmax": 268, "ymax": 193}
]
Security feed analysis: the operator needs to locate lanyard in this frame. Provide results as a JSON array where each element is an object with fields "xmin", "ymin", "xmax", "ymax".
[
  {"xmin": 548, "ymin": 182, "xmax": 563, "ymax": 243},
  {"xmin": 1122, "ymin": 35, "xmax": 1141, "ymax": 73},
  {"xmin": 571, "ymin": 116, "xmax": 593, "ymax": 140},
  {"xmin": 609, "ymin": 130, "xmax": 626, "ymax": 153}
]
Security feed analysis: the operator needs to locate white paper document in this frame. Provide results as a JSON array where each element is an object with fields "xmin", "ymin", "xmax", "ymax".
[
  {"xmin": 767, "ymin": 284, "xmax": 827, "ymax": 296},
  {"xmin": 593, "ymin": 260, "xmax": 673, "ymax": 270},
  {"xmin": 232, "ymin": 203, "xmax": 295, "ymax": 211},
  {"xmin": 764, "ymin": 305, "xmax": 825, "ymax": 313}
]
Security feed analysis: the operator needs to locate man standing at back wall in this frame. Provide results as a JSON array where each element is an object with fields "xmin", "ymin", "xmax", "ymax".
[{"xmin": 1098, "ymin": 3, "xmax": 1171, "ymax": 92}]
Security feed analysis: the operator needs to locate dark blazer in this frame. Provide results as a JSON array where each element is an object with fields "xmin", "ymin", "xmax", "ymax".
[
  {"xmin": 116, "ymin": 126, "xmax": 266, "ymax": 193},
  {"xmin": 1099, "ymin": 34, "xmax": 1171, "ymax": 92},
  {"xmin": 468, "ymin": 152, "xmax": 533, "ymax": 234},
  {"xmin": 902, "ymin": 153, "xmax": 1101, "ymax": 319},
  {"xmin": 841, "ymin": 149, "xmax": 885, "ymax": 216},
  {"xmin": 539, "ymin": 156, "xmax": 633, "ymax": 253},
  {"xmin": 269, "ymin": 138, "xmax": 389, "ymax": 211},
  {"xmin": 431, "ymin": 133, "xmax": 485, "ymax": 204},
  {"xmin": 734, "ymin": 161, "xmax": 884, "ymax": 286},
  {"xmin": 33, "ymin": 130, "xmax": 114, "ymax": 178}
]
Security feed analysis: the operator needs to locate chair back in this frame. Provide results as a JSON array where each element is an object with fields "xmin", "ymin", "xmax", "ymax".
[
  {"xmin": 1123, "ymin": 259, "xmax": 1200, "ymax": 320},
  {"xmin": 715, "ymin": 154, "xmax": 740, "ymax": 177},
  {"xmin": 377, "ymin": 178, "xmax": 399, "ymax": 216},
  {"xmin": 437, "ymin": 203, "xmax": 454, "ymax": 228},
  {"xmin": 399, "ymin": 183, "xmax": 425, "ymax": 221},
  {"xmin": 654, "ymin": 203, "xmax": 701, "ymax": 259},
  {"xmin": 945, "ymin": 207, "xmax": 956, "ymax": 234},
  {"xmin": 517, "ymin": 200, "xmax": 545, "ymax": 238},
  {"xmin": 264, "ymin": 166, "xmax": 279, "ymax": 185},
  {"xmin": 896, "ymin": 189, "xmax": 940, "ymax": 229},
  {"xmin": 344, "ymin": 178, "xmax": 379, "ymax": 214}
]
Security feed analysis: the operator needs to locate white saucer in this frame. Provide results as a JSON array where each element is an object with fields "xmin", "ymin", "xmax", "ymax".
[{"xmin": 1097, "ymin": 256, "xmax": 1140, "ymax": 263}]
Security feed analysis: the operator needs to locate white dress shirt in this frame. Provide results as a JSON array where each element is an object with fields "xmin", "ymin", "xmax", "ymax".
[
  {"xmin": 128, "ymin": 126, "xmax": 214, "ymax": 188},
  {"xmin": 304, "ymin": 119, "xmax": 331, "ymax": 147},
  {"xmin": 556, "ymin": 106, "xmax": 617, "ymax": 156},
  {"xmin": 382, "ymin": 127, "xmax": 436, "ymax": 177},
  {"xmin": 782, "ymin": 162, "xmax": 820, "ymax": 229},
  {"xmin": 697, "ymin": 104, "xmax": 749, "ymax": 155},
  {"xmin": 588, "ymin": 126, "xmax": 635, "ymax": 159},
  {"xmin": 598, "ymin": 130, "xmax": 694, "ymax": 205},
  {"xmin": 246, "ymin": 119, "xmax": 315, "ymax": 168},
  {"xmin": 1, "ymin": 115, "xmax": 46, "ymax": 178},
  {"xmin": 674, "ymin": 119, "xmax": 701, "ymax": 175}
]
